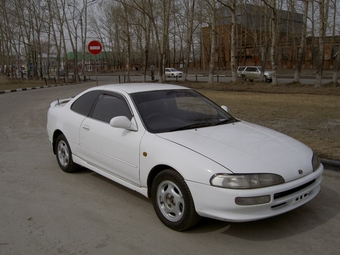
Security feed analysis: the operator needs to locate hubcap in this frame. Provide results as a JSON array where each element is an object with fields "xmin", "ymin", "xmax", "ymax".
[
  {"xmin": 157, "ymin": 180, "xmax": 184, "ymax": 222},
  {"xmin": 57, "ymin": 141, "xmax": 69, "ymax": 167}
]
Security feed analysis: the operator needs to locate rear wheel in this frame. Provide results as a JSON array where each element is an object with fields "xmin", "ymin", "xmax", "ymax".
[
  {"xmin": 151, "ymin": 169, "xmax": 201, "ymax": 231},
  {"xmin": 55, "ymin": 134, "xmax": 79, "ymax": 173}
]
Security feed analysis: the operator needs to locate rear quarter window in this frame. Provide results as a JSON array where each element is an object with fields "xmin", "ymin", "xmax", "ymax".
[{"xmin": 71, "ymin": 91, "xmax": 101, "ymax": 116}]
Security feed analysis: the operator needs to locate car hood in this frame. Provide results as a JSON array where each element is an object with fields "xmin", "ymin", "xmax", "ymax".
[{"xmin": 157, "ymin": 121, "xmax": 313, "ymax": 182}]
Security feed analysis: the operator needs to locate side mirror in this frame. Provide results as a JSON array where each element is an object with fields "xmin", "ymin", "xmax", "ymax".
[
  {"xmin": 110, "ymin": 116, "xmax": 137, "ymax": 131},
  {"xmin": 221, "ymin": 105, "xmax": 229, "ymax": 112}
]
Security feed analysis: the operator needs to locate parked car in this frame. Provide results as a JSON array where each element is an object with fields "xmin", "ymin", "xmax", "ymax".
[
  {"xmin": 59, "ymin": 69, "xmax": 66, "ymax": 77},
  {"xmin": 165, "ymin": 68, "xmax": 183, "ymax": 77},
  {"xmin": 47, "ymin": 83, "xmax": 323, "ymax": 231},
  {"xmin": 236, "ymin": 66, "xmax": 246, "ymax": 78},
  {"xmin": 240, "ymin": 66, "xmax": 273, "ymax": 82}
]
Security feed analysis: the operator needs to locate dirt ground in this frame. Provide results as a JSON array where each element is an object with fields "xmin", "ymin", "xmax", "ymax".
[{"xmin": 1, "ymin": 77, "xmax": 339, "ymax": 161}]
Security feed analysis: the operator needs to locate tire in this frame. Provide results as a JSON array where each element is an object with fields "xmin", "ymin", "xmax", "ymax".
[
  {"xmin": 151, "ymin": 169, "xmax": 201, "ymax": 231},
  {"xmin": 55, "ymin": 134, "xmax": 79, "ymax": 173},
  {"xmin": 241, "ymin": 75, "xmax": 247, "ymax": 81},
  {"xmin": 265, "ymin": 76, "xmax": 271, "ymax": 83}
]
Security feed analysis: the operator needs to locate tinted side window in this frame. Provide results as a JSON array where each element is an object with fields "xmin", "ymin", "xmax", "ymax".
[
  {"xmin": 245, "ymin": 67, "xmax": 257, "ymax": 72},
  {"xmin": 91, "ymin": 94, "xmax": 132, "ymax": 123},
  {"xmin": 71, "ymin": 91, "xmax": 101, "ymax": 116}
]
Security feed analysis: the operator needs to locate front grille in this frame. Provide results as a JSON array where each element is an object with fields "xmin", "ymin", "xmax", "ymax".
[{"xmin": 274, "ymin": 179, "xmax": 315, "ymax": 200}]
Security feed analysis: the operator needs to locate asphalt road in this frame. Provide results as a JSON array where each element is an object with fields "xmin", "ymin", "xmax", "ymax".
[{"xmin": 1, "ymin": 82, "xmax": 340, "ymax": 255}]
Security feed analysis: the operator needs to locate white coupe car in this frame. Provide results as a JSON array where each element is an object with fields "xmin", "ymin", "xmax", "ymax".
[{"xmin": 47, "ymin": 83, "xmax": 323, "ymax": 231}]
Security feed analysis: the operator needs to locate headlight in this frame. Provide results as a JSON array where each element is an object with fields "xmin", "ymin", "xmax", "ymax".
[
  {"xmin": 210, "ymin": 173, "xmax": 284, "ymax": 189},
  {"xmin": 312, "ymin": 153, "xmax": 321, "ymax": 172}
]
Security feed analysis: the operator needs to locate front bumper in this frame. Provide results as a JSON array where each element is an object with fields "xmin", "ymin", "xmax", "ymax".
[{"xmin": 187, "ymin": 165, "xmax": 323, "ymax": 222}]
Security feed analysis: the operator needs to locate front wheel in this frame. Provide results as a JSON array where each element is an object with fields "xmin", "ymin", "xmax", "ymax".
[
  {"xmin": 55, "ymin": 134, "xmax": 79, "ymax": 173},
  {"xmin": 151, "ymin": 169, "xmax": 201, "ymax": 231},
  {"xmin": 264, "ymin": 76, "xmax": 272, "ymax": 83}
]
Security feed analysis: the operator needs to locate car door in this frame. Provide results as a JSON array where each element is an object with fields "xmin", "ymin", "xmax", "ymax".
[
  {"xmin": 79, "ymin": 92, "xmax": 144, "ymax": 185},
  {"xmin": 245, "ymin": 67, "xmax": 256, "ymax": 79}
]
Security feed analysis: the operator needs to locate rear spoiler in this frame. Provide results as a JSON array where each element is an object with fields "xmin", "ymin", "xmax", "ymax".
[{"xmin": 50, "ymin": 97, "xmax": 72, "ymax": 108}]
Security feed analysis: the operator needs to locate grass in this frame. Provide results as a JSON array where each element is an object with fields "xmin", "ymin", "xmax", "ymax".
[{"xmin": 182, "ymin": 81, "xmax": 340, "ymax": 161}]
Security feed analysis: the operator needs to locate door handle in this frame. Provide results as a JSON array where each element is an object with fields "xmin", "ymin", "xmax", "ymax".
[{"xmin": 82, "ymin": 125, "xmax": 90, "ymax": 131}]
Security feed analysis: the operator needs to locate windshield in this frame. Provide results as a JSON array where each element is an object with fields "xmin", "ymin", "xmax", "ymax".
[
  {"xmin": 131, "ymin": 89, "xmax": 237, "ymax": 133},
  {"xmin": 168, "ymin": 68, "xmax": 178, "ymax": 72}
]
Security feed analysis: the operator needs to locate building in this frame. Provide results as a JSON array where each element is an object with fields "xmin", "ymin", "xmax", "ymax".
[{"xmin": 202, "ymin": 4, "xmax": 339, "ymax": 70}]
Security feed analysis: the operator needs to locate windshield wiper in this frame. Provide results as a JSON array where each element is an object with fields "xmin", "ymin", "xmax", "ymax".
[
  {"xmin": 214, "ymin": 118, "xmax": 238, "ymax": 126},
  {"xmin": 170, "ymin": 122, "xmax": 213, "ymax": 131}
]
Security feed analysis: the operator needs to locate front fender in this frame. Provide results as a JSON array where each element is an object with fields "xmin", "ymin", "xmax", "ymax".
[{"xmin": 139, "ymin": 132, "xmax": 232, "ymax": 188}]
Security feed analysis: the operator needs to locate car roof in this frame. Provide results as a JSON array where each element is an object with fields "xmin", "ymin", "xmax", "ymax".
[{"xmin": 89, "ymin": 83, "xmax": 189, "ymax": 94}]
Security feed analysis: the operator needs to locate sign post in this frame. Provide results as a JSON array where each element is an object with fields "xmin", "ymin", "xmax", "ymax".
[{"xmin": 88, "ymin": 40, "xmax": 102, "ymax": 85}]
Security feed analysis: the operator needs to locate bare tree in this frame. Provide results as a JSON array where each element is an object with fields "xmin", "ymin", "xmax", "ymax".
[
  {"xmin": 333, "ymin": 48, "xmax": 340, "ymax": 84},
  {"xmin": 181, "ymin": 0, "xmax": 196, "ymax": 81},
  {"xmin": 159, "ymin": 0, "xmax": 172, "ymax": 81},
  {"xmin": 118, "ymin": 0, "xmax": 133, "ymax": 81},
  {"xmin": 130, "ymin": 0, "xmax": 156, "ymax": 81},
  {"xmin": 93, "ymin": 1, "xmax": 124, "ymax": 70},
  {"xmin": 49, "ymin": 0, "xmax": 68, "ymax": 82},
  {"xmin": 263, "ymin": 0, "xmax": 279, "ymax": 85},
  {"xmin": 205, "ymin": 0, "xmax": 218, "ymax": 83},
  {"xmin": 315, "ymin": 0, "xmax": 329, "ymax": 87},
  {"xmin": 330, "ymin": 0, "xmax": 340, "ymax": 84},
  {"xmin": 294, "ymin": 0, "xmax": 309, "ymax": 82},
  {"xmin": 133, "ymin": 1, "xmax": 152, "ymax": 82},
  {"xmin": 122, "ymin": 0, "xmax": 172, "ymax": 82},
  {"xmin": 0, "ymin": 1, "xmax": 21, "ymax": 77},
  {"xmin": 218, "ymin": 0, "xmax": 237, "ymax": 81}
]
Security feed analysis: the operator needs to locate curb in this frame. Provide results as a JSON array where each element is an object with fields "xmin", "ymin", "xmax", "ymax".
[
  {"xmin": 0, "ymin": 80, "xmax": 96, "ymax": 95},
  {"xmin": 320, "ymin": 158, "xmax": 340, "ymax": 172},
  {"xmin": 0, "ymin": 83, "xmax": 76, "ymax": 95}
]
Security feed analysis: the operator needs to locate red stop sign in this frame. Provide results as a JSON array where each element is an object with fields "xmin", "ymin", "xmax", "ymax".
[{"xmin": 88, "ymin": 40, "xmax": 102, "ymax": 55}]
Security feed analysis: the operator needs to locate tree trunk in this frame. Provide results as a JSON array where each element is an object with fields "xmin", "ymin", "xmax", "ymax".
[
  {"xmin": 315, "ymin": 0, "xmax": 327, "ymax": 88},
  {"xmin": 208, "ymin": 0, "xmax": 217, "ymax": 84},
  {"xmin": 230, "ymin": 0, "xmax": 237, "ymax": 82},
  {"xmin": 270, "ymin": 3, "xmax": 278, "ymax": 85},
  {"xmin": 294, "ymin": 0, "xmax": 308, "ymax": 83},
  {"xmin": 183, "ymin": 0, "xmax": 195, "ymax": 81},
  {"xmin": 333, "ymin": 48, "xmax": 340, "ymax": 84}
]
